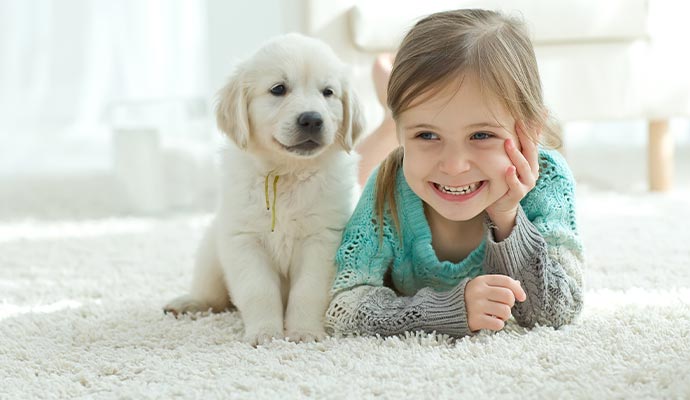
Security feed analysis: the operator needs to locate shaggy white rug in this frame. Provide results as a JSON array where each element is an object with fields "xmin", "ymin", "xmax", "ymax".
[{"xmin": 1, "ymin": 184, "xmax": 690, "ymax": 399}]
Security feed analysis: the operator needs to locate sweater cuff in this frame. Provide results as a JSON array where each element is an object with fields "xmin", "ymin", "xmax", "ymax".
[
  {"xmin": 484, "ymin": 206, "xmax": 546, "ymax": 280},
  {"xmin": 418, "ymin": 278, "xmax": 472, "ymax": 337}
]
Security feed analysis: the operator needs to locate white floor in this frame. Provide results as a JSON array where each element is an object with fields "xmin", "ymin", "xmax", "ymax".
[{"xmin": 1, "ymin": 188, "xmax": 689, "ymax": 398}]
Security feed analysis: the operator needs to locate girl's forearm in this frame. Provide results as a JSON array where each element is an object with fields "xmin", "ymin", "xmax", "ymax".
[
  {"xmin": 325, "ymin": 281, "xmax": 472, "ymax": 338},
  {"xmin": 483, "ymin": 206, "xmax": 584, "ymax": 328}
]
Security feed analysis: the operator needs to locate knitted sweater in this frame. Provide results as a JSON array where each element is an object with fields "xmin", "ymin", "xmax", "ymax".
[{"xmin": 325, "ymin": 149, "xmax": 584, "ymax": 337}]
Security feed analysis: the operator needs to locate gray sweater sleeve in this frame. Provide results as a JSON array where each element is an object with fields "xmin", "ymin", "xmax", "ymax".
[
  {"xmin": 484, "ymin": 206, "xmax": 584, "ymax": 328},
  {"xmin": 325, "ymin": 279, "xmax": 472, "ymax": 338},
  {"xmin": 324, "ymin": 206, "xmax": 583, "ymax": 338}
]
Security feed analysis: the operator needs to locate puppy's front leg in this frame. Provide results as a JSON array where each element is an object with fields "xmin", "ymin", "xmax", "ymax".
[
  {"xmin": 218, "ymin": 233, "xmax": 284, "ymax": 346},
  {"xmin": 285, "ymin": 232, "xmax": 339, "ymax": 342}
]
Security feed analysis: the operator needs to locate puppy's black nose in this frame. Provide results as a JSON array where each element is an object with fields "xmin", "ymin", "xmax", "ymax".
[{"xmin": 297, "ymin": 112, "xmax": 323, "ymax": 132}]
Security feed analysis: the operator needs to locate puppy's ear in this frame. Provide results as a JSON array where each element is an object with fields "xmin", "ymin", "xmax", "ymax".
[
  {"xmin": 339, "ymin": 84, "xmax": 365, "ymax": 153},
  {"xmin": 216, "ymin": 68, "xmax": 250, "ymax": 150}
]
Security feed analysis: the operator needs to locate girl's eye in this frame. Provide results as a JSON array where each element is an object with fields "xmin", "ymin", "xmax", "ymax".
[
  {"xmin": 270, "ymin": 84, "xmax": 286, "ymax": 96},
  {"xmin": 417, "ymin": 132, "xmax": 439, "ymax": 140},
  {"xmin": 323, "ymin": 88, "xmax": 334, "ymax": 97},
  {"xmin": 471, "ymin": 132, "xmax": 493, "ymax": 140}
]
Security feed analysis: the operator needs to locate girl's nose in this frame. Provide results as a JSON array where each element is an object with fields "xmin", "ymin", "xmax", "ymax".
[{"xmin": 438, "ymin": 146, "xmax": 471, "ymax": 176}]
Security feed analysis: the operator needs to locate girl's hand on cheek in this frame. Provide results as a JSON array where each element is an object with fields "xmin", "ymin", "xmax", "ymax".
[{"xmin": 485, "ymin": 122, "xmax": 540, "ymax": 239}]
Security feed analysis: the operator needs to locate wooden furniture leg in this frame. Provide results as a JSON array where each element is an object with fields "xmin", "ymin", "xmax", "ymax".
[{"xmin": 648, "ymin": 119, "xmax": 673, "ymax": 192}]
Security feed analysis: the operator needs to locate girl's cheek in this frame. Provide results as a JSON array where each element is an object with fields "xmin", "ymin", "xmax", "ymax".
[{"xmin": 478, "ymin": 146, "xmax": 512, "ymax": 170}]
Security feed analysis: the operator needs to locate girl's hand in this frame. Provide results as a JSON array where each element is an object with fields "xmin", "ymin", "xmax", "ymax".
[
  {"xmin": 485, "ymin": 121, "xmax": 540, "ymax": 240},
  {"xmin": 465, "ymin": 275, "xmax": 527, "ymax": 332}
]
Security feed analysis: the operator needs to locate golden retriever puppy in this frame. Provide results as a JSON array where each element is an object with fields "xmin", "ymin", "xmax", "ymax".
[{"xmin": 164, "ymin": 33, "xmax": 364, "ymax": 345}]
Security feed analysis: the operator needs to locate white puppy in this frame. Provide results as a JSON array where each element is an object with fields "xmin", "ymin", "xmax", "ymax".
[{"xmin": 164, "ymin": 33, "xmax": 364, "ymax": 345}]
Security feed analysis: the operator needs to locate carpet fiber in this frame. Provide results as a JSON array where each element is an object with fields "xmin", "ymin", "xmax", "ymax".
[{"xmin": 1, "ymin": 186, "xmax": 689, "ymax": 399}]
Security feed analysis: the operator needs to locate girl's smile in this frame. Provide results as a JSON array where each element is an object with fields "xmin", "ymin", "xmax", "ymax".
[{"xmin": 429, "ymin": 180, "xmax": 486, "ymax": 202}]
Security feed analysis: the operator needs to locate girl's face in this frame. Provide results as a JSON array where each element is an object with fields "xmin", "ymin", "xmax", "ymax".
[{"xmin": 399, "ymin": 73, "xmax": 520, "ymax": 222}]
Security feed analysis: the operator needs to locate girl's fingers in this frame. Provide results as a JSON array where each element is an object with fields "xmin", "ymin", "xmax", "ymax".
[
  {"xmin": 515, "ymin": 121, "xmax": 540, "ymax": 176},
  {"xmin": 505, "ymin": 165, "xmax": 530, "ymax": 199},
  {"xmin": 487, "ymin": 286, "xmax": 517, "ymax": 307},
  {"xmin": 484, "ymin": 302, "xmax": 513, "ymax": 321},
  {"xmin": 485, "ymin": 274, "xmax": 527, "ymax": 302},
  {"xmin": 506, "ymin": 139, "xmax": 532, "ymax": 183},
  {"xmin": 505, "ymin": 140, "xmax": 537, "ymax": 189},
  {"xmin": 506, "ymin": 166, "xmax": 520, "ymax": 193},
  {"xmin": 512, "ymin": 280, "xmax": 527, "ymax": 302},
  {"xmin": 478, "ymin": 315, "xmax": 505, "ymax": 331}
]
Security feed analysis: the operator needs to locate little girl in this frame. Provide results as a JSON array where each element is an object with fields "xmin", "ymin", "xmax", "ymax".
[{"xmin": 324, "ymin": 9, "xmax": 584, "ymax": 337}]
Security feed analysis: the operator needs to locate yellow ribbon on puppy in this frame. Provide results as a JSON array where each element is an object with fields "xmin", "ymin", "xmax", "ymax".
[{"xmin": 264, "ymin": 172, "xmax": 280, "ymax": 232}]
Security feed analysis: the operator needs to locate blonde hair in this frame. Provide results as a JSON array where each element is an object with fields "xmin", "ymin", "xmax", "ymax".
[{"xmin": 375, "ymin": 9, "xmax": 560, "ymax": 238}]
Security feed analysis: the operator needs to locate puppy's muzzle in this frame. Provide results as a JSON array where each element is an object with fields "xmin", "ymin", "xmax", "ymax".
[
  {"xmin": 297, "ymin": 112, "xmax": 323, "ymax": 134},
  {"xmin": 285, "ymin": 111, "xmax": 324, "ymax": 154}
]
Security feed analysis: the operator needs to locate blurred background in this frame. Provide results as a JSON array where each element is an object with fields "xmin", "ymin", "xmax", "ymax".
[{"xmin": 1, "ymin": 0, "xmax": 688, "ymax": 221}]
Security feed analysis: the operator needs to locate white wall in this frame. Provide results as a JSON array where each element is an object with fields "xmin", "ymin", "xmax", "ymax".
[
  {"xmin": 0, "ymin": 0, "xmax": 310, "ymax": 216},
  {"xmin": 206, "ymin": 0, "xmax": 305, "ymax": 100},
  {"xmin": 0, "ymin": 0, "xmax": 687, "ymax": 217}
]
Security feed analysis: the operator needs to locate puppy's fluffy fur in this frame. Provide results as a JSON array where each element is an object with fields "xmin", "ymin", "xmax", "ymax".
[{"xmin": 164, "ymin": 33, "xmax": 364, "ymax": 345}]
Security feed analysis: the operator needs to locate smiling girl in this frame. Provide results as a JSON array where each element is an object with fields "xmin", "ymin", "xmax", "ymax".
[{"xmin": 324, "ymin": 9, "xmax": 584, "ymax": 337}]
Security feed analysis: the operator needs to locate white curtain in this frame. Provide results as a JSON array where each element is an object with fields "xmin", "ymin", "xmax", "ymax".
[{"xmin": 0, "ymin": 0, "xmax": 210, "ymax": 175}]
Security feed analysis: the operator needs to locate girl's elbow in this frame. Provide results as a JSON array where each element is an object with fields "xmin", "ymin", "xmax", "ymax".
[
  {"xmin": 541, "ymin": 296, "xmax": 584, "ymax": 329},
  {"xmin": 517, "ymin": 294, "xmax": 583, "ymax": 329}
]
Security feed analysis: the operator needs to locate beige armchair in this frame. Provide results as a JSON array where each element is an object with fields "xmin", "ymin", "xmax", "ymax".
[{"xmin": 302, "ymin": 0, "xmax": 689, "ymax": 191}]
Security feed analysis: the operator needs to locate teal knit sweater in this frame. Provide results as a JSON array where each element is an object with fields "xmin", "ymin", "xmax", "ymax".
[{"xmin": 325, "ymin": 149, "xmax": 584, "ymax": 337}]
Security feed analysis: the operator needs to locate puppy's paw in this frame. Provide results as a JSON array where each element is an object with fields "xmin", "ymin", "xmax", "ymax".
[
  {"xmin": 286, "ymin": 329, "xmax": 327, "ymax": 343},
  {"xmin": 163, "ymin": 295, "xmax": 211, "ymax": 317},
  {"xmin": 244, "ymin": 330, "xmax": 285, "ymax": 347}
]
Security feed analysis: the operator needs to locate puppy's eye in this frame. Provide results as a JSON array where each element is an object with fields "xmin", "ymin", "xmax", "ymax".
[
  {"xmin": 270, "ymin": 84, "xmax": 286, "ymax": 96},
  {"xmin": 323, "ymin": 88, "xmax": 334, "ymax": 97}
]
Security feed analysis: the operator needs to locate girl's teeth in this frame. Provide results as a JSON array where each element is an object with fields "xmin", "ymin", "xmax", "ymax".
[{"xmin": 436, "ymin": 182, "xmax": 481, "ymax": 195}]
